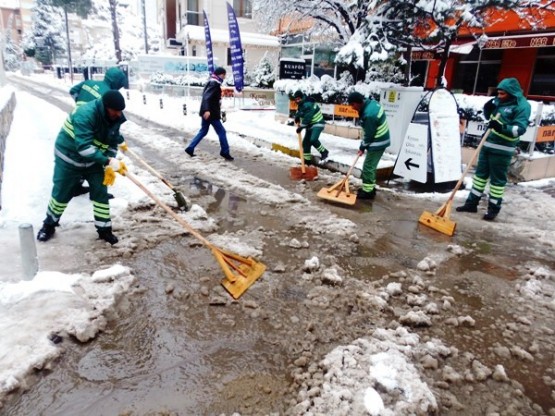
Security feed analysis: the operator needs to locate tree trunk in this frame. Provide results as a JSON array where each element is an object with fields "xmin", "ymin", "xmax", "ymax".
[
  {"xmin": 109, "ymin": 0, "xmax": 122, "ymax": 62},
  {"xmin": 64, "ymin": 8, "xmax": 73, "ymax": 83},
  {"xmin": 435, "ymin": 38, "xmax": 452, "ymax": 88},
  {"xmin": 404, "ymin": 45, "xmax": 412, "ymax": 87}
]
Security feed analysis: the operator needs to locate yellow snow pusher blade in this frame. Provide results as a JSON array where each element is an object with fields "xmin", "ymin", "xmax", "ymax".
[
  {"xmin": 125, "ymin": 171, "xmax": 266, "ymax": 299},
  {"xmin": 290, "ymin": 130, "xmax": 318, "ymax": 181},
  {"xmin": 418, "ymin": 128, "xmax": 492, "ymax": 236},
  {"xmin": 317, "ymin": 153, "xmax": 360, "ymax": 206}
]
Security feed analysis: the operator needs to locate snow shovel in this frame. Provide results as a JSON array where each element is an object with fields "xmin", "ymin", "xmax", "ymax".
[
  {"xmin": 317, "ymin": 153, "xmax": 361, "ymax": 206},
  {"xmin": 418, "ymin": 128, "xmax": 492, "ymax": 236},
  {"xmin": 290, "ymin": 128, "xmax": 318, "ymax": 181},
  {"xmin": 125, "ymin": 171, "xmax": 266, "ymax": 299},
  {"xmin": 124, "ymin": 147, "xmax": 190, "ymax": 211}
]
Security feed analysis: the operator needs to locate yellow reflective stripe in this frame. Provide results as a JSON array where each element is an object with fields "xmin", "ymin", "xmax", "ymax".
[
  {"xmin": 93, "ymin": 139, "xmax": 109, "ymax": 150},
  {"xmin": 375, "ymin": 121, "xmax": 389, "ymax": 138},
  {"xmin": 48, "ymin": 198, "xmax": 68, "ymax": 215},
  {"xmin": 492, "ymin": 131, "xmax": 519, "ymax": 142},
  {"xmin": 81, "ymin": 84, "xmax": 102, "ymax": 98},
  {"xmin": 490, "ymin": 184, "xmax": 505, "ymax": 198},
  {"xmin": 93, "ymin": 201, "xmax": 111, "ymax": 219},
  {"xmin": 377, "ymin": 107, "xmax": 384, "ymax": 118}
]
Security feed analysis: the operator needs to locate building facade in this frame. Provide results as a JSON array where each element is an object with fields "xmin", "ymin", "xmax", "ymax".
[
  {"xmin": 413, "ymin": 9, "xmax": 555, "ymax": 102},
  {"xmin": 158, "ymin": 0, "xmax": 279, "ymax": 72}
]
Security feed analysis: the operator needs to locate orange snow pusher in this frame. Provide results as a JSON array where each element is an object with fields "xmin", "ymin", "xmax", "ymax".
[
  {"xmin": 317, "ymin": 153, "xmax": 360, "ymax": 206},
  {"xmin": 290, "ymin": 130, "xmax": 318, "ymax": 181},
  {"xmin": 125, "ymin": 171, "xmax": 266, "ymax": 299},
  {"xmin": 419, "ymin": 128, "xmax": 492, "ymax": 236}
]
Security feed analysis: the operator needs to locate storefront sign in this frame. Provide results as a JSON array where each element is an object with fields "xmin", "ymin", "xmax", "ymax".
[
  {"xmin": 411, "ymin": 51, "xmax": 438, "ymax": 60},
  {"xmin": 279, "ymin": 60, "xmax": 305, "ymax": 79},
  {"xmin": 536, "ymin": 125, "xmax": 555, "ymax": 143},
  {"xmin": 334, "ymin": 104, "xmax": 359, "ymax": 118},
  {"xmin": 483, "ymin": 33, "xmax": 555, "ymax": 49}
]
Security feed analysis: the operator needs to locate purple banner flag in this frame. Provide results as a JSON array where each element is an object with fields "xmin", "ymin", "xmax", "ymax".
[
  {"xmin": 203, "ymin": 10, "xmax": 215, "ymax": 74},
  {"xmin": 226, "ymin": 2, "xmax": 244, "ymax": 92}
]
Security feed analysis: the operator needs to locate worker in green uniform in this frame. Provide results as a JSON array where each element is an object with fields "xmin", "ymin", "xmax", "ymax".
[
  {"xmin": 293, "ymin": 91, "xmax": 329, "ymax": 165},
  {"xmin": 69, "ymin": 66, "xmax": 128, "ymax": 196},
  {"xmin": 347, "ymin": 91, "xmax": 390, "ymax": 200},
  {"xmin": 36, "ymin": 90, "xmax": 128, "ymax": 245},
  {"xmin": 70, "ymin": 66, "xmax": 128, "ymax": 106},
  {"xmin": 456, "ymin": 78, "xmax": 531, "ymax": 220}
]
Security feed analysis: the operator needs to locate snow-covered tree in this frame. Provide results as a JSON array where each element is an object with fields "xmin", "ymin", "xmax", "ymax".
[
  {"xmin": 347, "ymin": 0, "xmax": 555, "ymax": 87},
  {"xmin": 3, "ymin": 15, "xmax": 23, "ymax": 71},
  {"xmin": 249, "ymin": 52, "xmax": 276, "ymax": 88},
  {"xmin": 30, "ymin": 2, "xmax": 66, "ymax": 66}
]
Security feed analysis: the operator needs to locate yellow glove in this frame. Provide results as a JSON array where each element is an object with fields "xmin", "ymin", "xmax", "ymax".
[
  {"xmin": 103, "ymin": 166, "xmax": 116, "ymax": 186},
  {"xmin": 108, "ymin": 158, "xmax": 128, "ymax": 175},
  {"xmin": 119, "ymin": 142, "xmax": 128, "ymax": 152}
]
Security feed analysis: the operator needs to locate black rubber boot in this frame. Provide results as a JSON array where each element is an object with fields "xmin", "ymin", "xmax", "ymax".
[
  {"xmin": 357, "ymin": 188, "xmax": 376, "ymax": 200},
  {"xmin": 455, "ymin": 203, "xmax": 478, "ymax": 213},
  {"xmin": 37, "ymin": 223, "xmax": 56, "ymax": 242},
  {"xmin": 320, "ymin": 149, "xmax": 329, "ymax": 161},
  {"xmin": 97, "ymin": 228, "xmax": 119, "ymax": 245},
  {"xmin": 483, "ymin": 203, "xmax": 500, "ymax": 221}
]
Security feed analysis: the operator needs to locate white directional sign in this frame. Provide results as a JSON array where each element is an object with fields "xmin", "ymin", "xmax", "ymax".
[
  {"xmin": 429, "ymin": 89, "xmax": 462, "ymax": 183},
  {"xmin": 393, "ymin": 122, "xmax": 428, "ymax": 183}
]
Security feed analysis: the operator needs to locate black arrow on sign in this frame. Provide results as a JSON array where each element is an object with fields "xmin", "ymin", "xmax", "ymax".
[{"xmin": 404, "ymin": 158, "xmax": 419, "ymax": 170}]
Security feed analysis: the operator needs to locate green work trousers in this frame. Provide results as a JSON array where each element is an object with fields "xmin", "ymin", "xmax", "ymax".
[
  {"xmin": 361, "ymin": 149, "xmax": 385, "ymax": 192},
  {"xmin": 44, "ymin": 156, "xmax": 112, "ymax": 230},
  {"xmin": 465, "ymin": 147, "xmax": 513, "ymax": 209},
  {"xmin": 302, "ymin": 123, "xmax": 327, "ymax": 162}
]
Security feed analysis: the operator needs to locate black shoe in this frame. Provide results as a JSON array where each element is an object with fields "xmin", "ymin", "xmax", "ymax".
[
  {"xmin": 483, "ymin": 211, "xmax": 498, "ymax": 221},
  {"xmin": 72, "ymin": 185, "xmax": 90, "ymax": 197},
  {"xmin": 357, "ymin": 189, "xmax": 376, "ymax": 200},
  {"xmin": 97, "ymin": 228, "xmax": 119, "ymax": 245},
  {"xmin": 107, "ymin": 193, "xmax": 114, "ymax": 200},
  {"xmin": 185, "ymin": 148, "xmax": 195, "ymax": 157},
  {"xmin": 455, "ymin": 204, "xmax": 478, "ymax": 213},
  {"xmin": 320, "ymin": 150, "xmax": 329, "ymax": 161},
  {"xmin": 37, "ymin": 224, "xmax": 56, "ymax": 242},
  {"xmin": 304, "ymin": 159, "xmax": 314, "ymax": 166},
  {"xmin": 220, "ymin": 152, "xmax": 234, "ymax": 161}
]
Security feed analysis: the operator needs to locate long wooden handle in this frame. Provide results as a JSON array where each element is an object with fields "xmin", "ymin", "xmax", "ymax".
[
  {"xmin": 445, "ymin": 128, "xmax": 492, "ymax": 204},
  {"xmin": 125, "ymin": 171, "xmax": 213, "ymax": 248},
  {"xmin": 296, "ymin": 126, "xmax": 306, "ymax": 174},
  {"xmin": 125, "ymin": 147, "xmax": 175, "ymax": 190}
]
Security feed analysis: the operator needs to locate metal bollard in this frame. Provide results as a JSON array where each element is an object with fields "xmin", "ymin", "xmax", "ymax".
[
  {"xmin": 126, "ymin": 90, "xmax": 130, "ymax": 100},
  {"xmin": 183, "ymin": 104, "xmax": 187, "ymax": 115},
  {"xmin": 143, "ymin": 94, "xmax": 146, "ymax": 104},
  {"xmin": 159, "ymin": 98, "xmax": 163, "ymax": 109},
  {"xmin": 18, "ymin": 224, "xmax": 38, "ymax": 280}
]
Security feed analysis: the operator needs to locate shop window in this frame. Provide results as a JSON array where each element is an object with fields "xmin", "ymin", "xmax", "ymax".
[
  {"xmin": 529, "ymin": 47, "xmax": 555, "ymax": 97},
  {"xmin": 186, "ymin": 0, "xmax": 199, "ymax": 26},
  {"xmin": 410, "ymin": 61, "xmax": 428, "ymax": 87},
  {"xmin": 233, "ymin": 0, "xmax": 252, "ymax": 18},
  {"xmin": 452, "ymin": 48, "xmax": 502, "ymax": 94}
]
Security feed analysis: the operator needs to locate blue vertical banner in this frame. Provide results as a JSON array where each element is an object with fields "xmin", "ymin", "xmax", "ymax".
[
  {"xmin": 203, "ymin": 10, "xmax": 215, "ymax": 74},
  {"xmin": 226, "ymin": 2, "xmax": 244, "ymax": 92}
]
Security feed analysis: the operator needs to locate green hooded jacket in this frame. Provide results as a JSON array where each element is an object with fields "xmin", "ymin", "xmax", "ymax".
[
  {"xmin": 54, "ymin": 98, "xmax": 126, "ymax": 168},
  {"xmin": 69, "ymin": 67, "xmax": 127, "ymax": 106},
  {"xmin": 359, "ymin": 99, "xmax": 390, "ymax": 151},
  {"xmin": 294, "ymin": 96, "xmax": 324, "ymax": 127},
  {"xmin": 483, "ymin": 77, "xmax": 531, "ymax": 154}
]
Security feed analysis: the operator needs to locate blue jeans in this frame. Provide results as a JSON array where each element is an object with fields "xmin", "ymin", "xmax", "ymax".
[{"xmin": 187, "ymin": 118, "xmax": 230, "ymax": 154}]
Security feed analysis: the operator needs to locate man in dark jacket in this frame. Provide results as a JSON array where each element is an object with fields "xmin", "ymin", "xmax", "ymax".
[
  {"xmin": 456, "ymin": 78, "xmax": 531, "ymax": 220},
  {"xmin": 36, "ymin": 90, "xmax": 128, "ymax": 245},
  {"xmin": 347, "ymin": 92, "xmax": 390, "ymax": 200},
  {"xmin": 185, "ymin": 67, "xmax": 234, "ymax": 160},
  {"xmin": 293, "ymin": 90, "xmax": 329, "ymax": 165}
]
